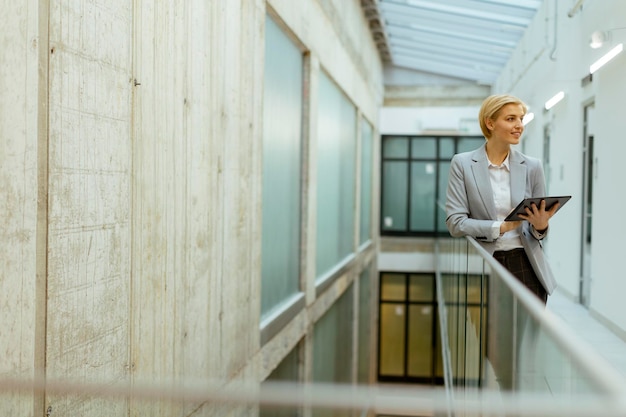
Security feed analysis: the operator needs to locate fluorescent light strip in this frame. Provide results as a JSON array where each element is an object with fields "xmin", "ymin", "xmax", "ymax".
[
  {"xmin": 523, "ymin": 112, "xmax": 535, "ymax": 125},
  {"xmin": 544, "ymin": 91, "xmax": 565, "ymax": 110},
  {"xmin": 590, "ymin": 43, "xmax": 624, "ymax": 74}
]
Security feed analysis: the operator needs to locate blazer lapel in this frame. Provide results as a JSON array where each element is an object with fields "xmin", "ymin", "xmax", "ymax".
[
  {"xmin": 509, "ymin": 151, "xmax": 527, "ymax": 206},
  {"xmin": 470, "ymin": 145, "xmax": 497, "ymax": 219}
]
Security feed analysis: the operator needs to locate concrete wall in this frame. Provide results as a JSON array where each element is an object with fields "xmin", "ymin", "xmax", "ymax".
[
  {"xmin": 0, "ymin": 0, "xmax": 45, "ymax": 415},
  {"xmin": 0, "ymin": 0, "xmax": 383, "ymax": 416},
  {"xmin": 45, "ymin": 2, "xmax": 133, "ymax": 416},
  {"xmin": 494, "ymin": 0, "xmax": 626, "ymax": 337}
]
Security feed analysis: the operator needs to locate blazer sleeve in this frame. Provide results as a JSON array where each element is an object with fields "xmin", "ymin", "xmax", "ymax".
[{"xmin": 445, "ymin": 154, "xmax": 497, "ymax": 241}]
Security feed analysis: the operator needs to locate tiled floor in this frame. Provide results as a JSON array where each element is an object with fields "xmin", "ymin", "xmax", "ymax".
[{"xmin": 547, "ymin": 289, "xmax": 626, "ymax": 381}]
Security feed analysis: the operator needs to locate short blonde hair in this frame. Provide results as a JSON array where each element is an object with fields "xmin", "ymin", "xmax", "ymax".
[{"xmin": 478, "ymin": 94, "xmax": 528, "ymax": 139}]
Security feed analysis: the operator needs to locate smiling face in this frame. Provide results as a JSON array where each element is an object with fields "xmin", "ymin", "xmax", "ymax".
[{"xmin": 485, "ymin": 103, "xmax": 525, "ymax": 146}]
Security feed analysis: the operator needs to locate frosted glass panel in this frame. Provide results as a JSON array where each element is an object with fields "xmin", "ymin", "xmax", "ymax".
[
  {"xmin": 360, "ymin": 119, "xmax": 373, "ymax": 245},
  {"xmin": 381, "ymin": 161, "xmax": 407, "ymax": 231},
  {"xmin": 261, "ymin": 16, "xmax": 303, "ymax": 317},
  {"xmin": 409, "ymin": 274, "xmax": 434, "ymax": 302},
  {"xmin": 439, "ymin": 138, "xmax": 455, "ymax": 158},
  {"xmin": 316, "ymin": 72, "xmax": 356, "ymax": 278},
  {"xmin": 410, "ymin": 162, "xmax": 436, "ymax": 231},
  {"xmin": 379, "ymin": 304, "xmax": 405, "ymax": 376},
  {"xmin": 381, "ymin": 273, "xmax": 405, "ymax": 301},
  {"xmin": 411, "ymin": 137, "xmax": 436, "ymax": 158},
  {"xmin": 261, "ymin": 346, "xmax": 300, "ymax": 417},
  {"xmin": 407, "ymin": 304, "xmax": 433, "ymax": 377},
  {"xmin": 437, "ymin": 162, "xmax": 451, "ymax": 233},
  {"xmin": 358, "ymin": 267, "xmax": 372, "ymax": 384},
  {"xmin": 458, "ymin": 137, "xmax": 485, "ymax": 153},
  {"xmin": 313, "ymin": 285, "xmax": 354, "ymax": 385},
  {"xmin": 383, "ymin": 136, "xmax": 408, "ymax": 158}
]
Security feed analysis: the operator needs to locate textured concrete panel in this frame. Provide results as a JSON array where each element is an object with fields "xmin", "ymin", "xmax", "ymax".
[
  {"xmin": 46, "ymin": 0, "xmax": 132, "ymax": 415},
  {"xmin": 0, "ymin": 0, "xmax": 40, "ymax": 415},
  {"xmin": 131, "ymin": 1, "xmax": 264, "ymax": 415}
]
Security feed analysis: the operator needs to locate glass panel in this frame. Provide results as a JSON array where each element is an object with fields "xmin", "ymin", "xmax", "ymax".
[
  {"xmin": 434, "ymin": 307, "xmax": 444, "ymax": 380},
  {"xmin": 411, "ymin": 137, "xmax": 436, "ymax": 159},
  {"xmin": 485, "ymin": 265, "xmax": 517, "ymax": 391},
  {"xmin": 379, "ymin": 303, "xmax": 406, "ymax": 376},
  {"xmin": 457, "ymin": 137, "xmax": 484, "ymax": 153},
  {"xmin": 437, "ymin": 162, "xmax": 450, "ymax": 233},
  {"xmin": 407, "ymin": 304, "xmax": 433, "ymax": 378},
  {"xmin": 261, "ymin": 15, "xmax": 303, "ymax": 317},
  {"xmin": 261, "ymin": 346, "xmax": 300, "ymax": 417},
  {"xmin": 265, "ymin": 345, "xmax": 299, "ymax": 382},
  {"xmin": 383, "ymin": 136, "xmax": 408, "ymax": 158},
  {"xmin": 313, "ymin": 285, "xmax": 354, "ymax": 385},
  {"xmin": 464, "ymin": 305, "xmax": 483, "ymax": 386},
  {"xmin": 360, "ymin": 119, "xmax": 373, "ymax": 245},
  {"xmin": 467, "ymin": 274, "xmax": 485, "ymax": 304},
  {"xmin": 358, "ymin": 267, "xmax": 372, "ymax": 384},
  {"xmin": 410, "ymin": 161, "xmax": 436, "ymax": 232},
  {"xmin": 409, "ymin": 274, "xmax": 434, "ymax": 302},
  {"xmin": 380, "ymin": 273, "xmax": 405, "ymax": 301},
  {"xmin": 446, "ymin": 304, "xmax": 464, "ymax": 381},
  {"xmin": 382, "ymin": 161, "xmax": 407, "ymax": 231},
  {"xmin": 316, "ymin": 72, "xmax": 356, "ymax": 278},
  {"xmin": 439, "ymin": 137, "xmax": 455, "ymax": 158},
  {"xmin": 437, "ymin": 238, "xmax": 618, "ymax": 402}
]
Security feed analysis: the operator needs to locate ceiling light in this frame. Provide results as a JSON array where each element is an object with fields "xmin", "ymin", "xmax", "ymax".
[
  {"xmin": 590, "ymin": 43, "xmax": 624, "ymax": 74},
  {"xmin": 544, "ymin": 92, "xmax": 564, "ymax": 110},
  {"xmin": 589, "ymin": 27, "xmax": 626, "ymax": 49},
  {"xmin": 523, "ymin": 112, "xmax": 535, "ymax": 126},
  {"xmin": 589, "ymin": 30, "xmax": 610, "ymax": 49}
]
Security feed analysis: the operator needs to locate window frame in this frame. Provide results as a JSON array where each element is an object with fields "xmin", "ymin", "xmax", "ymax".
[{"xmin": 380, "ymin": 134, "xmax": 484, "ymax": 237}]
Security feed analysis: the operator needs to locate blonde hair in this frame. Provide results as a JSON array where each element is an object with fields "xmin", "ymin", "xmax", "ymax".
[{"xmin": 478, "ymin": 94, "xmax": 528, "ymax": 139}]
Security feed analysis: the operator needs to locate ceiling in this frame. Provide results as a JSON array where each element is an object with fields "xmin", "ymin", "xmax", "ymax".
[{"xmin": 365, "ymin": 0, "xmax": 544, "ymax": 85}]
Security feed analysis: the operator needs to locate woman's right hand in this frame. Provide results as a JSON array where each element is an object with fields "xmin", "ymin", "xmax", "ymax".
[{"xmin": 500, "ymin": 220, "xmax": 522, "ymax": 235}]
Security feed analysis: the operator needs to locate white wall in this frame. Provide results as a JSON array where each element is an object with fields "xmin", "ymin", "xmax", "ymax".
[{"xmin": 379, "ymin": 106, "xmax": 481, "ymax": 135}]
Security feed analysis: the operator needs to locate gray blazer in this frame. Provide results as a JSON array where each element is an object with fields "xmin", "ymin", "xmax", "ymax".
[{"xmin": 445, "ymin": 143, "xmax": 557, "ymax": 294}]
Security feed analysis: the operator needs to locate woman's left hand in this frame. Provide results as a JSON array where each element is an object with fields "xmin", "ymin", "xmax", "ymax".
[{"xmin": 518, "ymin": 199, "xmax": 560, "ymax": 230}]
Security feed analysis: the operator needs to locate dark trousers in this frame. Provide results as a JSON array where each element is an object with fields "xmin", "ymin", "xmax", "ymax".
[
  {"xmin": 487, "ymin": 248, "xmax": 547, "ymax": 390},
  {"xmin": 493, "ymin": 248, "xmax": 547, "ymax": 304}
]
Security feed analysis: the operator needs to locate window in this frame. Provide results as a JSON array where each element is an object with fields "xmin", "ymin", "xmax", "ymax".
[
  {"xmin": 316, "ymin": 72, "xmax": 357, "ymax": 278},
  {"xmin": 380, "ymin": 135, "xmax": 484, "ymax": 237},
  {"xmin": 357, "ymin": 266, "xmax": 372, "ymax": 384},
  {"xmin": 360, "ymin": 119, "xmax": 374, "ymax": 246},
  {"xmin": 261, "ymin": 345, "xmax": 301, "ymax": 417},
  {"xmin": 378, "ymin": 272, "xmax": 443, "ymax": 384},
  {"xmin": 313, "ymin": 284, "xmax": 354, "ymax": 385},
  {"xmin": 260, "ymin": 15, "xmax": 304, "ymax": 318}
]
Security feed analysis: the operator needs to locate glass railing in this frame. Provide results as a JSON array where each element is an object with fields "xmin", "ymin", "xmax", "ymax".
[{"xmin": 436, "ymin": 235, "xmax": 626, "ymax": 416}]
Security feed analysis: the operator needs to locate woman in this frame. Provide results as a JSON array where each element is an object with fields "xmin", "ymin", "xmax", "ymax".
[{"xmin": 445, "ymin": 94, "xmax": 559, "ymax": 303}]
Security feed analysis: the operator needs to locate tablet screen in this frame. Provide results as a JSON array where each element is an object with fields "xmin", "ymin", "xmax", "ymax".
[{"xmin": 504, "ymin": 196, "xmax": 571, "ymax": 221}]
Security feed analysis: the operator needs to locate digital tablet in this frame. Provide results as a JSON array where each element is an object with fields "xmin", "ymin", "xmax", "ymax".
[{"xmin": 504, "ymin": 196, "xmax": 572, "ymax": 221}]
